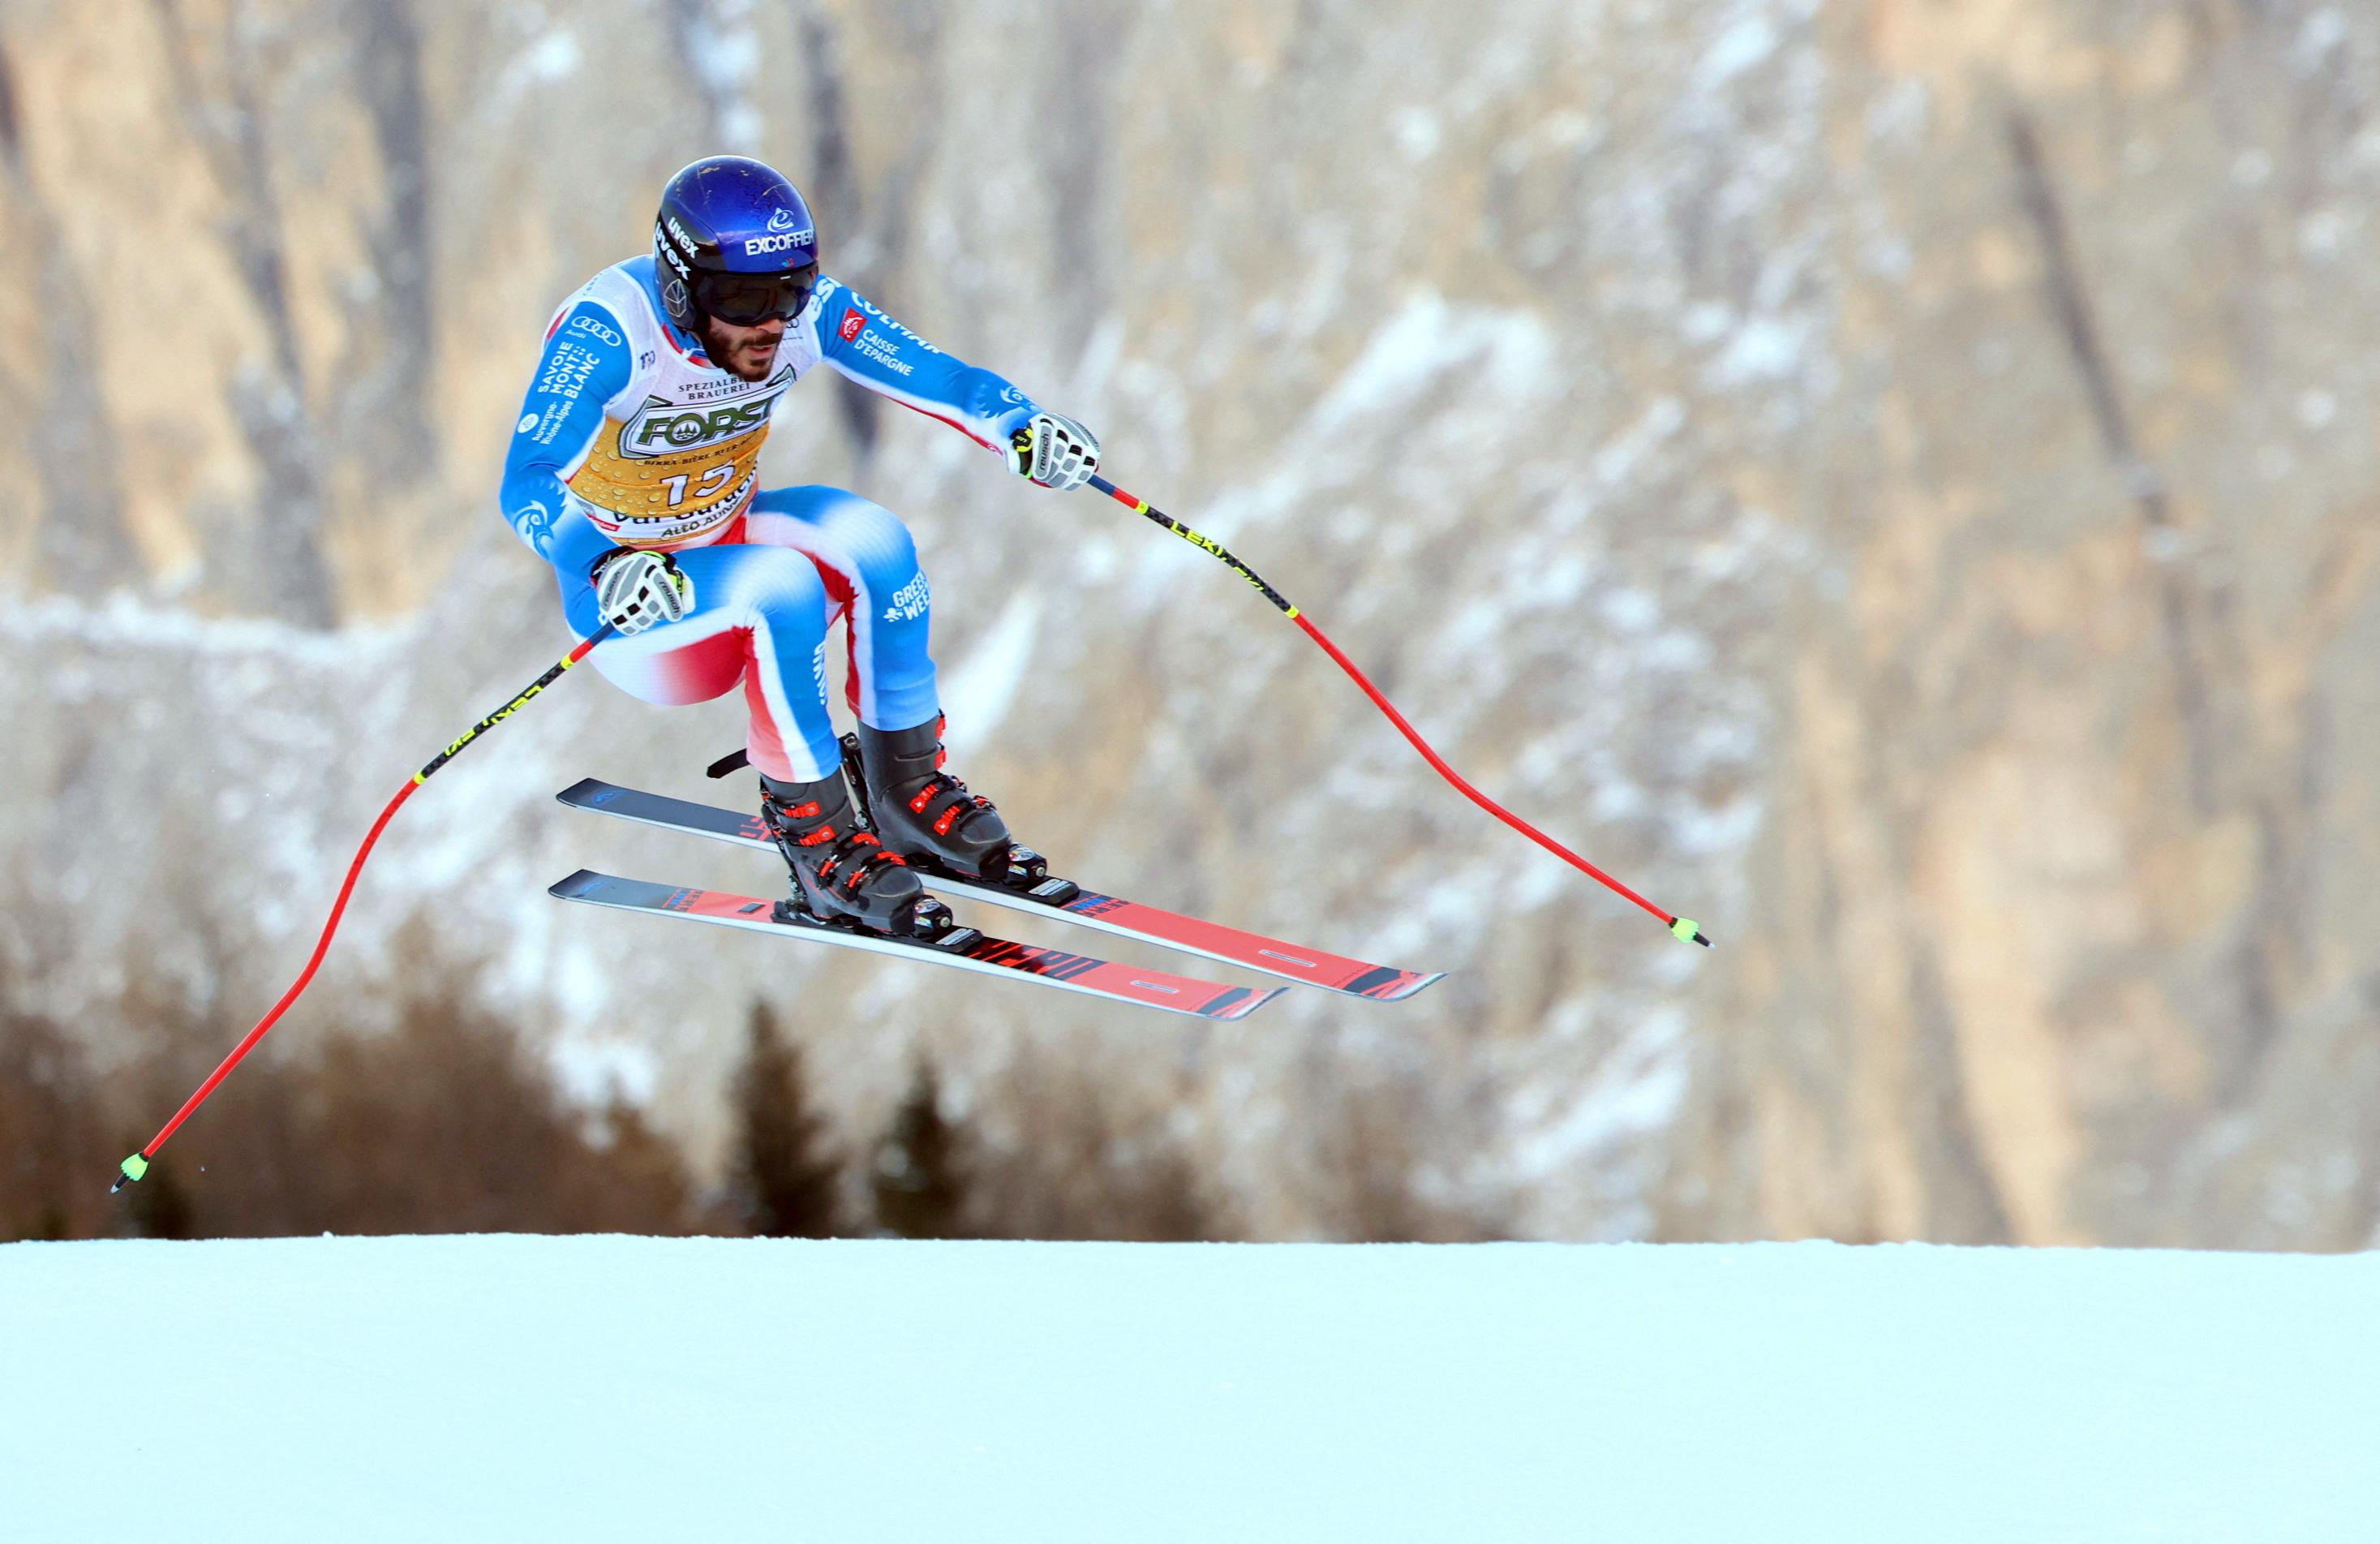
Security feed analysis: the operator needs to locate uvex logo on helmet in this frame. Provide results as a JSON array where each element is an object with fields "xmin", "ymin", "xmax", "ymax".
[{"xmin": 657, "ymin": 234, "xmax": 693, "ymax": 279}]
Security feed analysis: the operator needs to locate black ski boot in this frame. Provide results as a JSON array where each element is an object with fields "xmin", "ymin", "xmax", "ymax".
[
  {"xmin": 759, "ymin": 768, "xmax": 940, "ymax": 936},
  {"xmin": 853, "ymin": 716, "xmax": 1016, "ymax": 880}
]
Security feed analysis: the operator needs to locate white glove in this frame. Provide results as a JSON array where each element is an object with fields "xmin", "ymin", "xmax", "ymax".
[
  {"xmin": 1007, "ymin": 411, "xmax": 1100, "ymax": 491},
  {"xmin": 591, "ymin": 548, "xmax": 694, "ymax": 636}
]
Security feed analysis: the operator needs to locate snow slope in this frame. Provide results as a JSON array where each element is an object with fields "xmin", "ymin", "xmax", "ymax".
[{"xmin": 4, "ymin": 1238, "xmax": 2372, "ymax": 1541}]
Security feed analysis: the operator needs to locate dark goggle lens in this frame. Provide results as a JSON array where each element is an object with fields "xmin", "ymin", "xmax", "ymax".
[{"xmin": 697, "ymin": 266, "xmax": 817, "ymax": 325}]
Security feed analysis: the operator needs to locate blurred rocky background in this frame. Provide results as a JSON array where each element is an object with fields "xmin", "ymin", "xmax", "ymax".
[{"xmin": 2, "ymin": 0, "xmax": 2374, "ymax": 1248}]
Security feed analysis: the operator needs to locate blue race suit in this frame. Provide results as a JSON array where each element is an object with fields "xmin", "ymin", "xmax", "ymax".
[{"xmin": 498, "ymin": 256, "xmax": 1038, "ymax": 781}]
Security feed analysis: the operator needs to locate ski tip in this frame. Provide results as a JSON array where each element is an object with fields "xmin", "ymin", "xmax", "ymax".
[
  {"xmin": 555, "ymin": 777, "xmax": 612, "ymax": 807},
  {"xmin": 1379, "ymin": 970, "xmax": 1449, "ymax": 1002},
  {"xmin": 1218, "ymin": 986, "xmax": 1291, "ymax": 1020},
  {"xmin": 548, "ymin": 868, "xmax": 607, "ymax": 900},
  {"xmin": 1332, "ymin": 966, "xmax": 1448, "ymax": 1002}
]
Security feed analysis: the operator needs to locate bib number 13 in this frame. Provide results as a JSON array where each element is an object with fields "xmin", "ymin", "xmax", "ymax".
[{"xmin": 661, "ymin": 463, "xmax": 737, "ymax": 507}]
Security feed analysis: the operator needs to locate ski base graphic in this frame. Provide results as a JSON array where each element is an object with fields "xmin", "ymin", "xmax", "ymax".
[{"xmin": 549, "ymin": 870, "xmax": 1283, "ymax": 1021}]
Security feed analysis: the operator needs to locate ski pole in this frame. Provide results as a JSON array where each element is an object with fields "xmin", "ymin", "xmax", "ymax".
[
  {"xmin": 1086, "ymin": 475, "xmax": 1711, "ymax": 948},
  {"xmin": 111, "ymin": 627, "xmax": 614, "ymax": 1194}
]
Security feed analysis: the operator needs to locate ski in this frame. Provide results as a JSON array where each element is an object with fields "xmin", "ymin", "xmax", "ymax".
[
  {"xmin": 556, "ymin": 778, "xmax": 1445, "ymax": 1002},
  {"xmin": 548, "ymin": 871, "xmax": 1283, "ymax": 1021}
]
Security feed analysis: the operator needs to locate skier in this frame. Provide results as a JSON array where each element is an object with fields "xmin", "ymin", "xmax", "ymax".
[{"xmin": 499, "ymin": 155, "xmax": 1099, "ymax": 936}]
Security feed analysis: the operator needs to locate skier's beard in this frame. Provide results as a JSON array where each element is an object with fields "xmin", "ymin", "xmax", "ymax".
[{"xmin": 701, "ymin": 316, "xmax": 786, "ymax": 382}]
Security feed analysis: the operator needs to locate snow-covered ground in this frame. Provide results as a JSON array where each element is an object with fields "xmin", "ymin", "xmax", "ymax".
[{"xmin": 3, "ymin": 1238, "xmax": 2372, "ymax": 1541}]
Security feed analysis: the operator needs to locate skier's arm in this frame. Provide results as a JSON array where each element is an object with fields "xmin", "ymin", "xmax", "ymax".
[
  {"xmin": 498, "ymin": 303, "xmax": 634, "ymax": 578},
  {"xmin": 811, "ymin": 281, "xmax": 1100, "ymax": 488},
  {"xmin": 812, "ymin": 281, "xmax": 1064, "ymax": 457}
]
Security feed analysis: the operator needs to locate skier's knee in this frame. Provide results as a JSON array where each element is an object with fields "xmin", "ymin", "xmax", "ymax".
[
  {"xmin": 832, "ymin": 496, "xmax": 923, "ymax": 589},
  {"xmin": 737, "ymin": 545, "xmax": 830, "ymax": 628}
]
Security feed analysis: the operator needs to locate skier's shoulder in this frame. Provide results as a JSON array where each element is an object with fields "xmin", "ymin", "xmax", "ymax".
[
  {"xmin": 539, "ymin": 258, "xmax": 668, "ymax": 359},
  {"xmin": 811, "ymin": 277, "xmax": 955, "ymax": 368},
  {"xmin": 801, "ymin": 273, "xmax": 860, "ymax": 346}
]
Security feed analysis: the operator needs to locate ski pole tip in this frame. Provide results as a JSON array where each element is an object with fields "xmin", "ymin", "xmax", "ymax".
[
  {"xmin": 110, "ymin": 1153, "xmax": 149, "ymax": 1193},
  {"xmin": 1670, "ymin": 917, "xmax": 1712, "ymax": 948}
]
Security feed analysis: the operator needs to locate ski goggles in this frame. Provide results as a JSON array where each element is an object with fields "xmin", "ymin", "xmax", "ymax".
[{"xmin": 695, "ymin": 263, "xmax": 818, "ymax": 327}]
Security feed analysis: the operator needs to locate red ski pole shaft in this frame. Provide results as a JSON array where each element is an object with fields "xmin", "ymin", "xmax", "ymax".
[
  {"xmin": 111, "ymin": 630, "xmax": 611, "ymax": 1194},
  {"xmin": 1085, "ymin": 474, "xmax": 1710, "ymax": 948}
]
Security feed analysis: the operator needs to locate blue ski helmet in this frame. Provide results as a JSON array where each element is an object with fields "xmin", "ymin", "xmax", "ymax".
[{"xmin": 653, "ymin": 156, "xmax": 820, "ymax": 333}]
